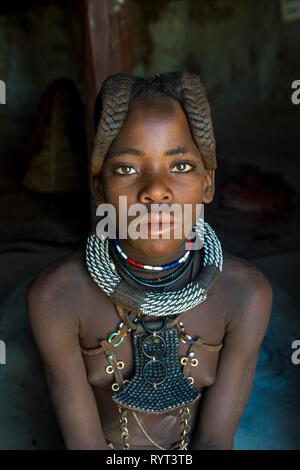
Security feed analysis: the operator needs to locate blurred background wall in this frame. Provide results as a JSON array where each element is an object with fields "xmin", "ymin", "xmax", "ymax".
[{"xmin": 131, "ymin": 0, "xmax": 299, "ymax": 186}]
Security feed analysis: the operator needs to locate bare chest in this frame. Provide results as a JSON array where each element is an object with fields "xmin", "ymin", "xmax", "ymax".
[
  {"xmin": 78, "ymin": 278, "xmax": 228, "ymax": 448},
  {"xmin": 80, "ymin": 282, "xmax": 227, "ymax": 393}
]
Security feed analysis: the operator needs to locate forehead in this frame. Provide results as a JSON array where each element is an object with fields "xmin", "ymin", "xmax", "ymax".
[
  {"xmin": 126, "ymin": 95, "xmax": 186, "ymax": 124},
  {"xmin": 114, "ymin": 95, "xmax": 194, "ymax": 145}
]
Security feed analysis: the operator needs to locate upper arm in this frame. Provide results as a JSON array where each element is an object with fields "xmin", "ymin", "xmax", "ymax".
[
  {"xmin": 26, "ymin": 274, "xmax": 110, "ymax": 450},
  {"xmin": 191, "ymin": 271, "xmax": 273, "ymax": 450}
]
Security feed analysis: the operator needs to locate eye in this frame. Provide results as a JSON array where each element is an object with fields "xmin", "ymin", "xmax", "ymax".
[
  {"xmin": 171, "ymin": 162, "xmax": 194, "ymax": 173},
  {"xmin": 114, "ymin": 165, "xmax": 138, "ymax": 176}
]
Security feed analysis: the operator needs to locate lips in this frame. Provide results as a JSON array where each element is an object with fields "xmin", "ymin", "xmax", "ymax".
[
  {"xmin": 127, "ymin": 212, "xmax": 180, "ymax": 236},
  {"xmin": 139, "ymin": 215, "xmax": 176, "ymax": 236},
  {"xmin": 138, "ymin": 213, "xmax": 175, "ymax": 226}
]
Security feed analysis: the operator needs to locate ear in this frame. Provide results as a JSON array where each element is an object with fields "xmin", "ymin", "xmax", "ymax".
[
  {"xmin": 91, "ymin": 174, "xmax": 104, "ymax": 206},
  {"xmin": 202, "ymin": 169, "xmax": 215, "ymax": 204}
]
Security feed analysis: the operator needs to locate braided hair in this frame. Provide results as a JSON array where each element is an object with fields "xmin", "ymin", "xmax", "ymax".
[{"xmin": 91, "ymin": 71, "xmax": 216, "ymax": 175}]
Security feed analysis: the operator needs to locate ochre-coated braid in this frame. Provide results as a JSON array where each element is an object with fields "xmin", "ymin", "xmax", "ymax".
[
  {"xmin": 160, "ymin": 71, "xmax": 216, "ymax": 170},
  {"xmin": 91, "ymin": 73, "xmax": 133, "ymax": 175},
  {"xmin": 179, "ymin": 72, "xmax": 216, "ymax": 170}
]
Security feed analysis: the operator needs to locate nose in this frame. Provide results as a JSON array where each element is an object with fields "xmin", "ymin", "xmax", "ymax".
[{"xmin": 138, "ymin": 174, "xmax": 173, "ymax": 204}]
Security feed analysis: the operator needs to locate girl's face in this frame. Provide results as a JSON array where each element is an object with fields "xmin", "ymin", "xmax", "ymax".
[{"xmin": 94, "ymin": 95, "xmax": 214, "ymax": 264}]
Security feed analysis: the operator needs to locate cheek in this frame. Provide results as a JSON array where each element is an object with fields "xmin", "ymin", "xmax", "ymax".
[
  {"xmin": 103, "ymin": 178, "xmax": 137, "ymax": 226},
  {"xmin": 101, "ymin": 178, "xmax": 138, "ymax": 213},
  {"xmin": 103, "ymin": 188, "xmax": 137, "ymax": 209},
  {"xmin": 175, "ymin": 176, "xmax": 205, "ymax": 204},
  {"xmin": 176, "ymin": 177, "xmax": 205, "ymax": 227}
]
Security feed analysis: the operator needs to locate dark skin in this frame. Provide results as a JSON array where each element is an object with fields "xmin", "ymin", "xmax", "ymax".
[{"xmin": 27, "ymin": 96, "xmax": 273, "ymax": 450}]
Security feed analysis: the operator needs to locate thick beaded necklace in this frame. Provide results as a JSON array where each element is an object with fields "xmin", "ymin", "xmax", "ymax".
[{"xmin": 86, "ymin": 219, "xmax": 223, "ymax": 317}]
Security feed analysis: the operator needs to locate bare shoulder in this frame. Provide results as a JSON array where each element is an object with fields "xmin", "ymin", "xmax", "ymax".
[
  {"xmin": 221, "ymin": 250, "xmax": 272, "ymax": 292},
  {"xmin": 220, "ymin": 251, "xmax": 273, "ymax": 332},
  {"xmin": 26, "ymin": 249, "xmax": 91, "ymax": 330},
  {"xmin": 26, "ymin": 249, "xmax": 104, "ymax": 387}
]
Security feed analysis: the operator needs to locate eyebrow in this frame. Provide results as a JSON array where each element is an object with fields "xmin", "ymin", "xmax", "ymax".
[
  {"xmin": 164, "ymin": 146, "xmax": 189, "ymax": 156},
  {"xmin": 107, "ymin": 145, "xmax": 190, "ymax": 158}
]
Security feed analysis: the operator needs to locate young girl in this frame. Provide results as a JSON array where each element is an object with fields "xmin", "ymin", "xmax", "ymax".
[{"xmin": 27, "ymin": 71, "xmax": 272, "ymax": 450}]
